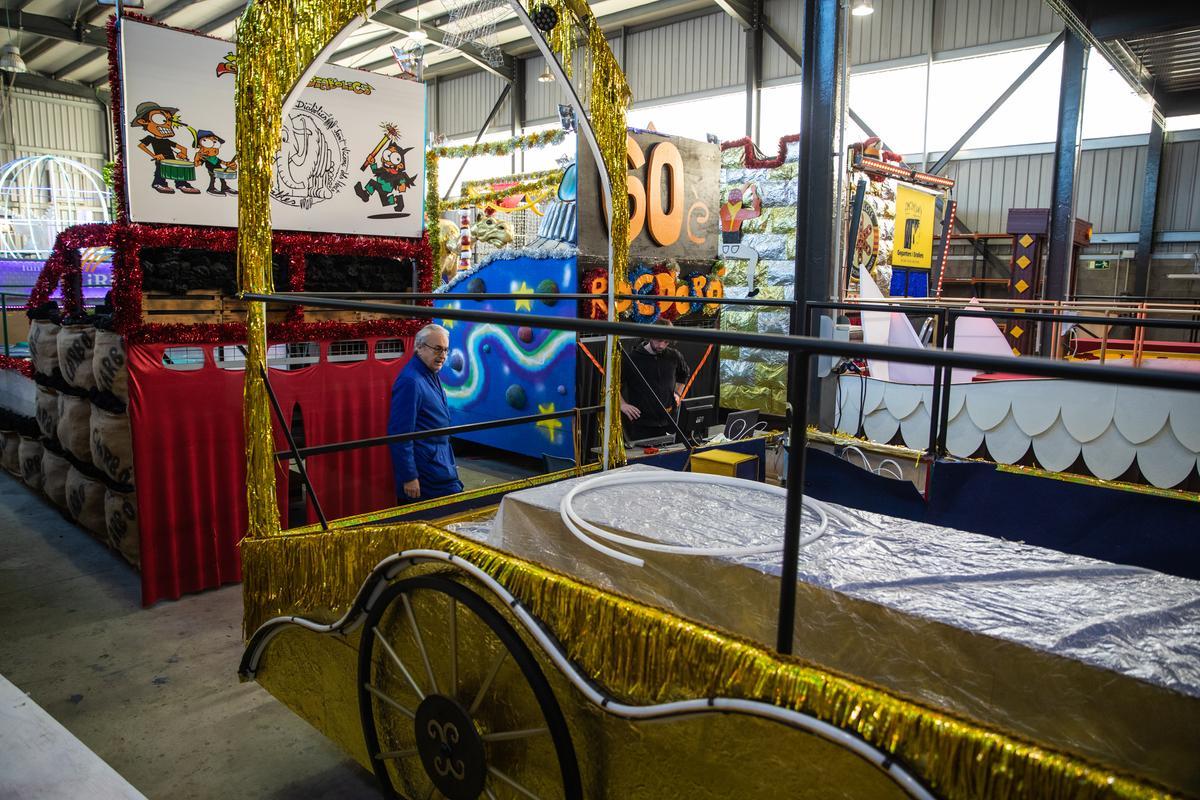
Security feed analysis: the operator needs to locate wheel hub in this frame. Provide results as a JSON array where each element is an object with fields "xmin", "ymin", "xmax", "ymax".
[{"xmin": 413, "ymin": 694, "xmax": 487, "ymax": 799}]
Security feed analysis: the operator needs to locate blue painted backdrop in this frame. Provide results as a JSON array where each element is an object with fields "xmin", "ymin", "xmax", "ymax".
[{"xmin": 435, "ymin": 255, "xmax": 578, "ymax": 460}]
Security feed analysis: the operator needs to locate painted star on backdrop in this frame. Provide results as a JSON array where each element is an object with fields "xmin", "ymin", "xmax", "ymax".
[
  {"xmin": 535, "ymin": 402, "xmax": 563, "ymax": 441},
  {"xmin": 513, "ymin": 281, "xmax": 534, "ymax": 312},
  {"xmin": 441, "ymin": 301, "xmax": 459, "ymax": 329}
]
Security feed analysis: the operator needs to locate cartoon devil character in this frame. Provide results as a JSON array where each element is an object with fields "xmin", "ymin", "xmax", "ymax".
[
  {"xmin": 130, "ymin": 101, "xmax": 200, "ymax": 195},
  {"xmin": 192, "ymin": 129, "xmax": 238, "ymax": 196},
  {"xmin": 354, "ymin": 142, "xmax": 417, "ymax": 212}
]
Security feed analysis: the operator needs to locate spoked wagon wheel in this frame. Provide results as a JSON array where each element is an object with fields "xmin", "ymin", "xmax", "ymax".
[{"xmin": 357, "ymin": 574, "xmax": 582, "ymax": 800}]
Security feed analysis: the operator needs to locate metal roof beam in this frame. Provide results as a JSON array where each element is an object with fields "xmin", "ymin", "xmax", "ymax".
[
  {"xmin": 1083, "ymin": 3, "xmax": 1200, "ymax": 40},
  {"xmin": 370, "ymin": 5, "xmax": 514, "ymax": 81},
  {"xmin": 713, "ymin": 0, "xmax": 754, "ymax": 29},
  {"xmin": 0, "ymin": 10, "xmax": 108, "ymax": 48},
  {"xmin": 10, "ymin": 71, "xmax": 109, "ymax": 104}
]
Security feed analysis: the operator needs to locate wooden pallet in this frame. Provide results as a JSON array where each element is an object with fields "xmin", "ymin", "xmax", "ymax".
[{"xmin": 141, "ymin": 290, "xmax": 289, "ymax": 326}]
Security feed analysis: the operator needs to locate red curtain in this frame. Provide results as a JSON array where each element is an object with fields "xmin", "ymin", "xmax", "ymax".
[{"xmin": 127, "ymin": 337, "xmax": 411, "ymax": 605}]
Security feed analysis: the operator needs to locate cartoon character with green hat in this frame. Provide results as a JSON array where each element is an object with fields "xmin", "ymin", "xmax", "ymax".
[
  {"xmin": 192, "ymin": 129, "xmax": 238, "ymax": 196},
  {"xmin": 130, "ymin": 101, "xmax": 200, "ymax": 195}
]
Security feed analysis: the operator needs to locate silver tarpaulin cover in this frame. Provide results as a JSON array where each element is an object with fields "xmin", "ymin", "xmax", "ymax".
[{"xmin": 490, "ymin": 465, "xmax": 1200, "ymax": 793}]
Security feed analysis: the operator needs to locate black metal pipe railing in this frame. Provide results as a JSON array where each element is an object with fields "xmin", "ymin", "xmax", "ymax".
[
  {"xmin": 274, "ymin": 404, "xmax": 604, "ymax": 460},
  {"xmin": 285, "ymin": 290, "xmax": 794, "ymax": 309},
  {"xmin": 241, "ymin": 288, "xmax": 1200, "ymax": 663},
  {"xmin": 242, "ymin": 292, "xmax": 1200, "ymax": 393}
]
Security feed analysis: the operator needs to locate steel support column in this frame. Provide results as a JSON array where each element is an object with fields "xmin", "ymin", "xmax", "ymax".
[
  {"xmin": 779, "ymin": 0, "xmax": 840, "ymax": 655},
  {"xmin": 1133, "ymin": 114, "xmax": 1164, "ymax": 296},
  {"xmin": 745, "ymin": 0, "xmax": 764, "ymax": 141},
  {"xmin": 1042, "ymin": 29, "xmax": 1088, "ymax": 354}
]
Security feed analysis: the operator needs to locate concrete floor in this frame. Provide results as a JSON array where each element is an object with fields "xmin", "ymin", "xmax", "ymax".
[{"xmin": 0, "ymin": 471, "xmax": 381, "ymax": 800}]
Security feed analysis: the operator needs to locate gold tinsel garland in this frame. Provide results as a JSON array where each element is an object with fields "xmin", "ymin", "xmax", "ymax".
[
  {"xmin": 428, "ymin": 128, "xmax": 566, "ymax": 160},
  {"xmin": 242, "ymin": 522, "xmax": 1173, "ymax": 800},
  {"xmin": 461, "ymin": 167, "xmax": 563, "ymax": 192},
  {"xmin": 235, "ymin": 0, "xmax": 373, "ymax": 539},
  {"xmin": 443, "ymin": 170, "xmax": 563, "ymax": 211},
  {"xmin": 424, "ymin": 150, "xmax": 440, "ymax": 269}
]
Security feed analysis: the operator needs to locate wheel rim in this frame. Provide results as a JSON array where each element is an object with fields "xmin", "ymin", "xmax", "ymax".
[{"xmin": 358, "ymin": 575, "xmax": 581, "ymax": 800}]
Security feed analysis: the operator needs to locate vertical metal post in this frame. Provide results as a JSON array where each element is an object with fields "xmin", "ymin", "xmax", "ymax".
[
  {"xmin": 1042, "ymin": 29, "xmax": 1088, "ymax": 354},
  {"xmin": 935, "ymin": 313, "xmax": 957, "ymax": 457},
  {"xmin": 1133, "ymin": 114, "xmax": 1164, "ymax": 297},
  {"xmin": 926, "ymin": 307, "xmax": 946, "ymax": 454},
  {"xmin": 777, "ymin": 352, "xmax": 811, "ymax": 655},
  {"xmin": 511, "ymin": 57, "xmax": 525, "ymax": 174},
  {"xmin": 844, "ymin": 180, "xmax": 867, "ymax": 294},
  {"xmin": 1, "ymin": 293, "xmax": 8, "ymax": 357},
  {"xmin": 778, "ymin": 0, "xmax": 841, "ymax": 656},
  {"xmin": 790, "ymin": 0, "xmax": 841, "ymax": 415},
  {"xmin": 745, "ymin": 0, "xmax": 764, "ymax": 141}
]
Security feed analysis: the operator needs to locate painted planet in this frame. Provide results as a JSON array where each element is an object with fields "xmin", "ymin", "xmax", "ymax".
[
  {"xmin": 482, "ymin": 343, "xmax": 491, "ymax": 354},
  {"xmin": 536, "ymin": 278, "xmax": 559, "ymax": 306},
  {"xmin": 557, "ymin": 384, "xmax": 567, "ymax": 395},
  {"xmin": 505, "ymin": 384, "xmax": 527, "ymax": 410},
  {"xmin": 449, "ymin": 352, "xmax": 464, "ymax": 372},
  {"xmin": 516, "ymin": 326, "xmax": 534, "ymax": 343},
  {"xmin": 467, "ymin": 277, "xmax": 487, "ymax": 294}
]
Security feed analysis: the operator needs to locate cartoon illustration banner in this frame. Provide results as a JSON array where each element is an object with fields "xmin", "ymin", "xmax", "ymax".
[
  {"xmin": 892, "ymin": 184, "xmax": 937, "ymax": 268},
  {"xmin": 119, "ymin": 19, "xmax": 425, "ymax": 238}
]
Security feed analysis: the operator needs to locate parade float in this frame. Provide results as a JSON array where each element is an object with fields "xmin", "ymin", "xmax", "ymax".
[{"xmin": 229, "ymin": 2, "xmax": 1200, "ymax": 800}]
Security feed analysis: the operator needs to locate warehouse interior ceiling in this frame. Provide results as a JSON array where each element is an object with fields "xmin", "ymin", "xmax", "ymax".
[
  {"xmin": 0, "ymin": 0, "xmax": 714, "ymax": 95},
  {"xmin": 1050, "ymin": 1, "xmax": 1200, "ymax": 117}
]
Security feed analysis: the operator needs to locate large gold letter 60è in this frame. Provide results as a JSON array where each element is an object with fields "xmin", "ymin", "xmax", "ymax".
[{"xmin": 623, "ymin": 135, "xmax": 684, "ymax": 246}]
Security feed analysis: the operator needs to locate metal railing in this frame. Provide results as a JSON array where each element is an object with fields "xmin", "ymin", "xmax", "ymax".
[{"xmin": 241, "ymin": 289, "xmax": 1200, "ymax": 656}]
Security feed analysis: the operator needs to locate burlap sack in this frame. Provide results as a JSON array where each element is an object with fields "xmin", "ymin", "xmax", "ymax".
[
  {"xmin": 93, "ymin": 331, "xmax": 128, "ymax": 402},
  {"xmin": 41, "ymin": 447, "xmax": 69, "ymax": 508},
  {"xmin": 66, "ymin": 466, "xmax": 107, "ymax": 537},
  {"xmin": 28, "ymin": 319, "xmax": 60, "ymax": 377},
  {"xmin": 56, "ymin": 394, "xmax": 92, "ymax": 463},
  {"xmin": 90, "ymin": 407, "xmax": 134, "ymax": 485},
  {"xmin": 105, "ymin": 488, "xmax": 139, "ymax": 566},
  {"xmin": 1, "ymin": 431, "xmax": 18, "ymax": 474},
  {"xmin": 35, "ymin": 385, "xmax": 59, "ymax": 440},
  {"xmin": 18, "ymin": 436, "xmax": 42, "ymax": 491},
  {"xmin": 57, "ymin": 324, "xmax": 96, "ymax": 390}
]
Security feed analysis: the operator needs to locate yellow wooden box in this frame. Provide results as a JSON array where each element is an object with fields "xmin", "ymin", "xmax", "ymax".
[{"xmin": 689, "ymin": 448, "xmax": 759, "ymax": 480}]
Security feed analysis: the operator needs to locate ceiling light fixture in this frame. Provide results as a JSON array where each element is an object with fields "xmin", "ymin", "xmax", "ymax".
[
  {"xmin": 851, "ymin": 0, "xmax": 875, "ymax": 16},
  {"xmin": 409, "ymin": 1, "xmax": 429, "ymax": 41},
  {"xmin": 538, "ymin": 65, "xmax": 554, "ymax": 83},
  {"xmin": 0, "ymin": 43, "xmax": 26, "ymax": 74}
]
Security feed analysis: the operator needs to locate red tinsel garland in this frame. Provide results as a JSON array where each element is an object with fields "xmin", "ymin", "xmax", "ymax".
[
  {"xmin": 721, "ymin": 134, "xmax": 801, "ymax": 170},
  {"xmin": 0, "ymin": 355, "xmax": 33, "ymax": 378},
  {"xmin": 29, "ymin": 222, "xmax": 434, "ymax": 345}
]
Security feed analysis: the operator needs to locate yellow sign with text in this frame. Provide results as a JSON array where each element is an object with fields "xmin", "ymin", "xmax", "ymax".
[{"xmin": 893, "ymin": 185, "xmax": 936, "ymax": 268}]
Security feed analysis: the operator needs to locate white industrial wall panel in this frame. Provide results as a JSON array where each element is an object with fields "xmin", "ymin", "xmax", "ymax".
[
  {"xmin": 763, "ymin": 0, "xmax": 802, "ymax": 83},
  {"xmin": 437, "ymin": 71, "xmax": 512, "ymax": 139},
  {"xmin": 1075, "ymin": 145, "xmax": 1146, "ymax": 233},
  {"xmin": 943, "ymin": 153, "xmax": 1053, "ymax": 232},
  {"xmin": 624, "ymin": 12, "xmax": 744, "ymax": 105},
  {"xmin": 847, "ymin": 0, "xmax": 931, "ymax": 67},
  {"xmin": 1159, "ymin": 138, "xmax": 1200, "ymax": 232},
  {"xmin": 1, "ymin": 89, "xmax": 109, "ymax": 165},
  {"xmin": 934, "ymin": 0, "xmax": 1060, "ymax": 53}
]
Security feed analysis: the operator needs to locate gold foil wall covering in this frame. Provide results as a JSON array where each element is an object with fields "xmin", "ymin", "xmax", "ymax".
[
  {"xmin": 235, "ymin": 0, "xmax": 373, "ymax": 538},
  {"xmin": 242, "ymin": 523, "xmax": 1174, "ymax": 800}
]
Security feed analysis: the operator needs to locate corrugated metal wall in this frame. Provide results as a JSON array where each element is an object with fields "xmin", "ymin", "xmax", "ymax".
[
  {"xmin": 944, "ymin": 135, "xmax": 1199, "ymax": 236},
  {"xmin": 0, "ymin": 89, "xmax": 110, "ymax": 172},
  {"xmin": 624, "ymin": 12, "xmax": 744, "ymax": 105},
  {"xmin": 934, "ymin": 0, "xmax": 1060, "ymax": 52},
  {"xmin": 437, "ymin": 70, "xmax": 512, "ymax": 140}
]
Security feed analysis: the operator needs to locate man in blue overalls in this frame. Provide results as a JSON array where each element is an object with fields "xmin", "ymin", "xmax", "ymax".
[{"xmin": 388, "ymin": 324, "xmax": 463, "ymax": 503}]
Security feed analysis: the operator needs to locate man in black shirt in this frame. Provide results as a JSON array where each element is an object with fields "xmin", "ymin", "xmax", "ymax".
[{"xmin": 620, "ymin": 319, "xmax": 690, "ymax": 441}]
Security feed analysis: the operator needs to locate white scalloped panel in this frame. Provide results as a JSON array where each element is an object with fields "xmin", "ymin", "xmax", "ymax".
[
  {"xmin": 1112, "ymin": 386, "xmax": 1173, "ymax": 445},
  {"xmin": 1031, "ymin": 419, "xmax": 1082, "ymax": 473},
  {"xmin": 900, "ymin": 405, "xmax": 933, "ymax": 451},
  {"xmin": 1009, "ymin": 381, "xmax": 1064, "ymax": 437},
  {"xmin": 1168, "ymin": 392, "xmax": 1200, "ymax": 453},
  {"xmin": 1081, "ymin": 424, "xmax": 1137, "ymax": 481},
  {"xmin": 1135, "ymin": 426, "xmax": 1199, "ymax": 489},
  {"xmin": 836, "ymin": 378, "xmax": 863, "ymax": 436},
  {"xmin": 862, "ymin": 378, "xmax": 887, "ymax": 415},
  {"xmin": 884, "ymin": 382, "xmax": 926, "ymax": 420},
  {"xmin": 863, "ymin": 409, "xmax": 900, "ymax": 445},
  {"xmin": 945, "ymin": 386, "xmax": 967, "ymax": 422},
  {"xmin": 965, "ymin": 384, "xmax": 1014, "ymax": 431},
  {"xmin": 984, "ymin": 412, "xmax": 1031, "ymax": 465},
  {"xmin": 1061, "ymin": 384, "xmax": 1117, "ymax": 443},
  {"xmin": 946, "ymin": 414, "xmax": 986, "ymax": 458}
]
